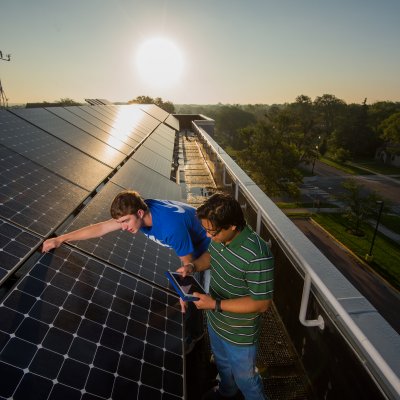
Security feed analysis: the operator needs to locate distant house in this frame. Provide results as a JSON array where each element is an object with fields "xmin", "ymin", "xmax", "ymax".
[{"xmin": 375, "ymin": 143, "xmax": 400, "ymax": 167}]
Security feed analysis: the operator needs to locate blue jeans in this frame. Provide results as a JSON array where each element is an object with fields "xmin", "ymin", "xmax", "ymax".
[{"xmin": 208, "ymin": 323, "xmax": 267, "ymax": 400}]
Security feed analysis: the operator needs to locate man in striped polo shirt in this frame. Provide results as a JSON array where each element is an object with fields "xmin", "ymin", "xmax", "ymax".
[{"xmin": 178, "ymin": 193, "xmax": 274, "ymax": 400}]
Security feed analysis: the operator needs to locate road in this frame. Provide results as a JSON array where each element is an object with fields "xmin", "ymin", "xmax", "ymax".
[
  {"xmin": 293, "ymin": 218, "xmax": 400, "ymax": 334},
  {"xmin": 302, "ymin": 160, "xmax": 400, "ymax": 212}
]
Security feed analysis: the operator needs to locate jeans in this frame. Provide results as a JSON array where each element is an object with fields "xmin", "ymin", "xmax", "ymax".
[{"xmin": 207, "ymin": 323, "xmax": 267, "ymax": 400}]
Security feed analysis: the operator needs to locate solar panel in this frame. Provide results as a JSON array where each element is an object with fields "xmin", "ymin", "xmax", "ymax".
[
  {"xmin": 0, "ymin": 111, "xmax": 112, "ymax": 191},
  {"xmin": 46, "ymin": 107, "xmax": 134, "ymax": 156},
  {"xmin": 0, "ymin": 246, "xmax": 184, "ymax": 400},
  {"xmin": 111, "ymin": 159, "xmax": 182, "ymax": 201},
  {"xmin": 143, "ymin": 136, "xmax": 174, "ymax": 161},
  {"xmin": 78, "ymin": 105, "xmax": 115, "ymax": 125},
  {"xmin": 132, "ymin": 146, "xmax": 173, "ymax": 179},
  {"xmin": 0, "ymin": 103, "xmax": 189, "ymax": 400},
  {"xmin": 9, "ymin": 108, "xmax": 125, "ymax": 168},
  {"xmin": 62, "ymin": 182, "xmax": 181, "ymax": 287},
  {"xmin": 164, "ymin": 115, "xmax": 180, "ymax": 131},
  {"xmin": 69, "ymin": 106, "xmax": 155, "ymax": 148},
  {"xmin": 0, "ymin": 146, "xmax": 89, "ymax": 237},
  {"xmin": 63, "ymin": 107, "xmax": 141, "ymax": 151},
  {"xmin": 153, "ymin": 124, "xmax": 177, "ymax": 145},
  {"xmin": 139, "ymin": 104, "xmax": 170, "ymax": 123},
  {"xmin": 149, "ymin": 128, "xmax": 175, "ymax": 150},
  {"xmin": 0, "ymin": 219, "xmax": 42, "ymax": 284}
]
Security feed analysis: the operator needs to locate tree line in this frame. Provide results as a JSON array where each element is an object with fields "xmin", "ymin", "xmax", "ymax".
[{"xmin": 177, "ymin": 95, "xmax": 400, "ymax": 197}]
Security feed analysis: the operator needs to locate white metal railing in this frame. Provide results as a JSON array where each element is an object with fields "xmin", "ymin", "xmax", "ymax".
[{"xmin": 192, "ymin": 120, "xmax": 400, "ymax": 400}]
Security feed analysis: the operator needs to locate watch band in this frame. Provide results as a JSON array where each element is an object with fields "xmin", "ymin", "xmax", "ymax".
[
  {"xmin": 214, "ymin": 298, "xmax": 222, "ymax": 313},
  {"xmin": 185, "ymin": 263, "xmax": 195, "ymax": 273}
]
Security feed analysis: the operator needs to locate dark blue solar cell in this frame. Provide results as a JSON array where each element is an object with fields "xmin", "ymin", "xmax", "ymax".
[
  {"xmin": 48, "ymin": 384, "xmax": 82, "ymax": 400},
  {"xmin": 93, "ymin": 346, "xmax": 119, "ymax": 373},
  {"xmin": 0, "ymin": 361, "xmax": 24, "ymax": 398},
  {"xmin": 68, "ymin": 337, "xmax": 97, "ymax": 364},
  {"xmin": 85, "ymin": 367, "xmax": 115, "ymax": 398},
  {"xmin": 13, "ymin": 373, "xmax": 53, "ymax": 400},
  {"xmin": 29, "ymin": 348, "xmax": 64, "ymax": 379}
]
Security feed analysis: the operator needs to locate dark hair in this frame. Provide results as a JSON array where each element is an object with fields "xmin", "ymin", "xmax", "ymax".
[
  {"xmin": 110, "ymin": 190, "xmax": 148, "ymax": 219},
  {"xmin": 197, "ymin": 193, "xmax": 246, "ymax": 230}
]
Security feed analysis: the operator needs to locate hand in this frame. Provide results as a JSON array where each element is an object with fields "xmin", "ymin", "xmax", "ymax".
[
  {"xmin": 41, "ymin": 237, "xmax": 63, "ymax": 253},
  {"xmin": 193, "ymin": 293, "xmax": 216, "ymax": 310},
  {"xmin": 176, "ymin": 263, "xmax": 194, "ymax": 277}
]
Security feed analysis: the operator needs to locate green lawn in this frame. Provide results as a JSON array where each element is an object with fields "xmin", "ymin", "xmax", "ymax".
[
  {"xmin": 320, "ymin": 157, "xmax": 369, "ymax": 175},
  {"xmin": 381, "ymin": 214, "xmax": 400, "ymax": 235},
  {"xmin": 312, "ymin": 213, "xmax": 400, "ymax": 291},
  {"xmin": 349, "ymin": 159, "xmax": 400, "ymax": 175}
]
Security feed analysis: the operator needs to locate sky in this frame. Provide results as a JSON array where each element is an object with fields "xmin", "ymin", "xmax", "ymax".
[{"xmin": 1, "ymin": 0, "xmax": 400, "ymax": 105}]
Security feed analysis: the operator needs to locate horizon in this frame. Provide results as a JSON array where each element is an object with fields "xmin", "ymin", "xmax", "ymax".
[{"xmin": 1, "ymin": 0, "xmax": 400, "ymax": 105}]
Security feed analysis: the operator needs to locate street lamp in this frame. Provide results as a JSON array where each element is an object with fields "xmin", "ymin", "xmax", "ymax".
[
  {"xmin": 365, "ymin": 200, "xmax": 384, "ymax": 261},
  {"xmin": 311, "ymin": 145, "xmax": 319, "ymax": 175}
]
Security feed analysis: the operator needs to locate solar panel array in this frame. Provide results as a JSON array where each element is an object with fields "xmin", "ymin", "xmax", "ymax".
[{"xmin": 0, "ymin": 104, "xmax": 186, "ymax": 399}]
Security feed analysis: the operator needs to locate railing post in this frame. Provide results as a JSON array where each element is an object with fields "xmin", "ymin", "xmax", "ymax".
[
  {"xmin": 223, "ymin": 166, "xmax": 232, "ymax": 187},
  {"xmin": 299, "ymin": 273, "xmax": 325, "ymax": 330},
  {"xmin": 256, "ymin": 208, "xmax": 262, "ymax": 235}
]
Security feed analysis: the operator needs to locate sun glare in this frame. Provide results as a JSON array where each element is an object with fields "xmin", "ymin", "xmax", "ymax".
[{"xmin": 136, "ymin": 38, "xmax": 184, "ymax": 88}]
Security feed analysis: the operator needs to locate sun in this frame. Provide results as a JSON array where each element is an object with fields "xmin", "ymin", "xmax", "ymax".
[{"xmin": 136, "ymin": 38, "xmax": 184, "ymax": 88}]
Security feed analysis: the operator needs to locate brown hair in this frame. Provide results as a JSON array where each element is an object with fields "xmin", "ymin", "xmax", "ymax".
[
  {"xmin": 110, "ymin": 190, "xmax": 148, "ymax": 219},
  {"xmin": 197, "ymin": 193, "xmax": 246, "ymax": 231}
]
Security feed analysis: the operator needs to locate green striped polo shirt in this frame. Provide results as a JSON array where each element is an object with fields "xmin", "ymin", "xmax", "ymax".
[{"xmin": 206, "ymin": 225, "xmax": 274, "ymax": 345}]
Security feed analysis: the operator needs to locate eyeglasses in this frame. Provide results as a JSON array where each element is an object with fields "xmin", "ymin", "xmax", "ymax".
[{"xmin": 203, "ymin": 226, "xmax": 227, "ymax": 237}]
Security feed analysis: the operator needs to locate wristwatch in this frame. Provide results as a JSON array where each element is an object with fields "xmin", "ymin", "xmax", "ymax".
[
  {"xmin": 185, "ymin": 263, "xmax": 195, "ymax": 273},
  {"xmin": 214, "ymin": 298, "xmax": 222, "ymax": 313}
]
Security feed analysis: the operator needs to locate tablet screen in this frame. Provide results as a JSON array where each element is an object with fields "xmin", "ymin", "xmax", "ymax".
[{"xmin": 170, "ymin": 272, "xmax": 205, "ymax": 295}]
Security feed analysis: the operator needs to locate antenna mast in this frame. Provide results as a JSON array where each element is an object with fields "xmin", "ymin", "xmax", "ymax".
[{"xmin": 0, "ymin": 50, "xmax": 11, "ymax": 108}]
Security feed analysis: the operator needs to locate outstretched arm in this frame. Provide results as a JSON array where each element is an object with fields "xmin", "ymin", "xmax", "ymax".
[
  {"xmin": 41, "ymin": 219, "xmax": 121, "ymax": 252},
  {"xmin": 176, "ymin": 251, "xmax": 211, "ymax": 276}
]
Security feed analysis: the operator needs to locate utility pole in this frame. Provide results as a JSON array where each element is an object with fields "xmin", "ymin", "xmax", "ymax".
[{"xmin": 1, "ymin": 50, "xmax": 11, "ymax": 108}]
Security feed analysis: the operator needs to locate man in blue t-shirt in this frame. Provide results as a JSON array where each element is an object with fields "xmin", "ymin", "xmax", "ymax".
[{"xmin": 42, "ymin": 190, "xmax": 210, "ymax": 351}]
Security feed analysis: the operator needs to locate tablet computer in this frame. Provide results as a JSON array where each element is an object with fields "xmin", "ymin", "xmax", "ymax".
[{"xmin": 165, "ymin": 271, "xmax": 206, "ymax": 301}]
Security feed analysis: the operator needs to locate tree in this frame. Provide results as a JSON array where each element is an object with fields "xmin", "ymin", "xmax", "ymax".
[
  {"xmin": 128, "ymin": 96, "xmax": 175, "ymax": 113},
  {"xmin": 380, "ymin": 112, "xmax": 400, "ymax": 146},
  {"xmin": 214, "ymin": 105, "xmax": 257, "ymax": 149},
  {"xmin": 330, "ymin": 102, "xmax": 379, "ymax": 158},
  {"xmin": 236, "ymin": 123, "xmax": 302, "ymax": 197},
  {"xmin": 368, "ymin": 101, "xmax": 400, "ymax": 137},
  {"xmin": 314, "ymin": 94, "xmax": 346, "ymax": 137},
  {"xmin": 339, "ymin": 179, "xmax": 381, "ymax": 236}
]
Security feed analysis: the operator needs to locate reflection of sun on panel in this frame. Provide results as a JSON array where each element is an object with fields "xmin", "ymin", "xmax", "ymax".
[
  {"xmin": 136, "ymin": 38, "xmax": 184, "ymax": 88},
  {"xmin": 109, "ymin": 106, "xmax": 147, "ymax": 144}
]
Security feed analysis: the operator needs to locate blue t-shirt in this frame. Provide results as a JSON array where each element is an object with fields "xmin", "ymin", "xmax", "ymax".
[{"xmin": 140, "ymin": 199, "xmax": 210, "ymax": 259}]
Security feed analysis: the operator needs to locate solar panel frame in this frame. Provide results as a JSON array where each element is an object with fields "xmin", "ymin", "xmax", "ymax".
[{"xmin": 0, "ymin": 219, "xmax": 42, "ymax": 284}]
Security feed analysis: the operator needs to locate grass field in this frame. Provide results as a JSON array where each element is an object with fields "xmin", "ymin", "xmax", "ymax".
[
  {"xmin": 312, "ymin": 213, "xmax": 400, "ymax": 291},
  {"xmin": 381, "ymin": 214, "xmax": 400, "ymax": 235}
]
